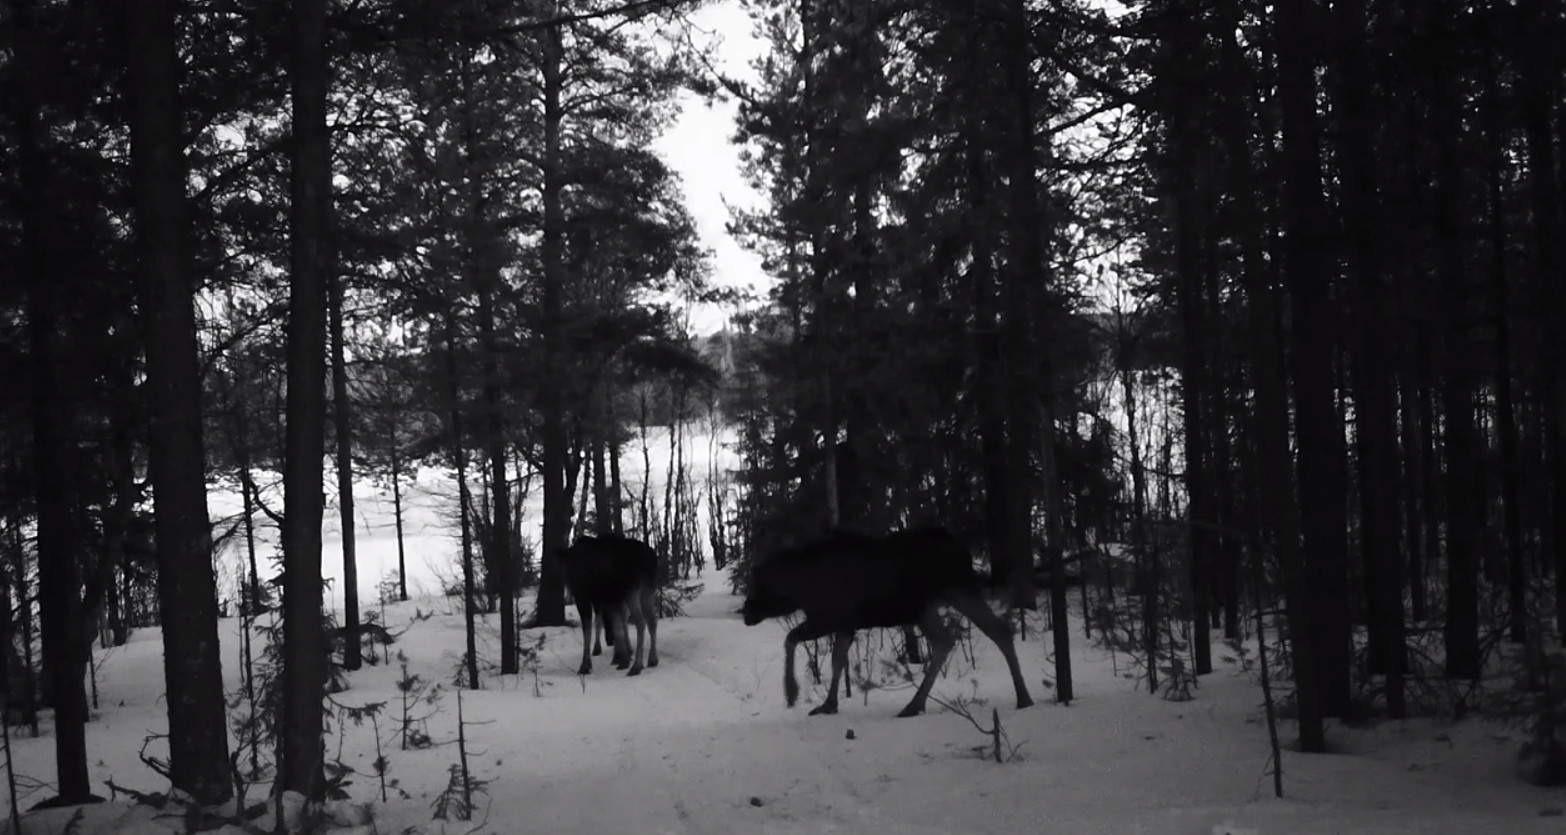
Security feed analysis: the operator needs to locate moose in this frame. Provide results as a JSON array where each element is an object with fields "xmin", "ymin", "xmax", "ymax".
[
  {"xmin": 559, "ymin": 534, "xmax": 660, "ymax": 676},
  {"xmin": 741, "ymin": 526, "xmax": 1035, "ymax": 718}
]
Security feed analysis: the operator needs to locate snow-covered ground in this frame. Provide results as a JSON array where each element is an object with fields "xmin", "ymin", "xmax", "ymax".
[
  {"xmin": 205, "ymin": 421, "xmax": 741, "ymax": 612},
  {"xmin": 10, "ymin": 426, "xmax": 1564, "ymax": 834}
]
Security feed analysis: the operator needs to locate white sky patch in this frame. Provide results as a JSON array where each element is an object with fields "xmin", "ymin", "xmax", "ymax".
[{"xmin": 652, "ymin": 0, "xmax": 771, "ymax": 336}]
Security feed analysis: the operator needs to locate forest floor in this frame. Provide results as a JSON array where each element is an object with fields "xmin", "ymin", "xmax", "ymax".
[
  {"xmin": 9, "ymin": 437, "xmax": 1566, "ymax": 834},
  {"xmin": 11, "ymin": 561, "xmax": 1565, "ymax": 835}
]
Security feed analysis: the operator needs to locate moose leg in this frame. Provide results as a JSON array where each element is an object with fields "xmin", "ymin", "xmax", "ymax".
[
  {"xmin": 593, "ymin": 610, "xmax": 604, "ymax": 656},
  {"xmin": 576, "ymin": 600, "xmax": 596, "ymax": 676},
  {"xmin": 609, "ymin": 604, "xmax": 633, "ymax": 669},
  {"xmin": 949, "ymin": 588, "xmax": 1035, "ymax": 710},
  {"xmin": 783, "ymin": 620, "xmax": 832, "ymax": 708},
  {"xmin": 809, "ymin": 631, "xmax": 854, "ymax": 716},
  {"xmin": 641, "ymin": 586, "xmax": 659, "ymax": 668},
  {"xmin": 600, "ymin": 603, "xmax": 616, "ymax": 648},
  {"xmin": 899, "ymin": 608, "xmax": 957, "ymax": 718},
  {"xmin": 626, "ymin": 595, "xmax": 648, "ymax": 676}
]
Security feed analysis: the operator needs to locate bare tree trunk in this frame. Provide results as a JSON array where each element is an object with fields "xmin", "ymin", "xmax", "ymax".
[
  {"xmin": 534, "ymin": 16, "xmax": 569, "ymax": 626},
  {"xmin": 1001, "ymin": 0, "xmax": 1040, "ymax": 620},
  {"xmin": 965, "ymin": 92, "xmax": 1012, "ymax": 593},
  {"xmin": 1333, "ymin": 0, "xmax": 1405, "ymax": 715},
  {"xmin": 13, "ymin": 524, "xmax": 39, "ymax": 736},
  {"xmin": 11, "ymin": 0, "xmax": 91, "ymax": 800},
  {"xmin": 445, "ymin": 315, "xmax": 482, "ymax": 689},
  {"xmin": 1521, "ymin": 0, "xmax": 1566, "ymax": 635},
  {"xmin": 1429, "ymin": 4, "xmax": 1482, "ymax": 681},
  {"xmin": 1199, "ymin": 218, "xmax": 1241, "ymax": 641},
  {"xmin": 1276, "ymin": 0, "xmax": 1352, "ymax": 720},
  {"xmin": 1482, "ymin": 24, "xmax": 1527, "ymax": 643},
  {"xmin": 608, "ymin": 423, "xmax": 624, "ymax": 536},
  {"xmin": 329, "ymin": 270, "xmax": 361, "ymax": 672},
  {"xmin": 1163, "ymin": 0, "xmax": 1214, "ymax": 675},
  {"xmin": 459, "ymin": 47, "xmax": 517, "ymax": 672},
  {"xmin": 125, "ymin": 0, "xmax": 236, "ymax": 801},
  {"xmin": 1120, "ymin": 354, "xmax": 1156, "ymax": 693},
  {"xmin": 1399, "ymin": 376, "xmax": 1427, "ymax": 623},
  {"xmin": 593, "ymin": 404, "xmax": 613, "ymax": 537},
  {"xmin": 280, "ymin": 0, "xmax": 331, "ymax": 798},
  {"xmin": 1215, "ymin": 0, "xmax": 1324, "ymax": 752},
  {"xmin": 391, "ymin": 444, "xmax": 408, "ymax": 601},
  {"xmin": 1416, "ymin": 332, "xmax": 1441, "ymax": 622}
]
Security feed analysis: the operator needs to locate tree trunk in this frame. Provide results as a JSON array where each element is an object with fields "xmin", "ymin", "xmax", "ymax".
[
  {"xmin": 535, "ymin": 18, "xmax": 570, "ymax": 627},
  {"xmin": 11, "ymin": 0, "xmax": 91, "ymax": 801},
  {"xmin": 593, "ymin": 411, "xmax": 613, "ymax": 537},
  {"xmin": 1482, "ymin": 21, "xmax": 1527, "ymax": 644},
  {"xmin": 125, "ymin": 0, "xmax": 235, "ymax": 801},
  {"xmin": 1427, "ymin": 4, "xmax": 1482, "ymax": 681},
  {"xmin": 1200, "ymin": 222, "xmax": 1241, "ymax": 641},
  {"xmin": 1416, "ymin": 333, "xmax": 1441, "ymax": 621},
  {"xmin": 1164, "ymin": 0, "xmax": 1214, "ymax": 675},
  {"xmin": 281, "ymin": 0, "xmax": 331, "ymax": 799},
  {"xmin": 608, "ymin": 424, "xmax": 624, "ymax": 536},
  {"xmin": 1276, "ymin": 0, "xmax": 1352, "ymax": 720},
  {"xmin": 98, "ymin": 385, "xmax": 137, "ymax": 654},
  {"xmin": 1333, "ymin": 0, "xmax": 1405, "ymax": 716},
  {"xmin": 1001, "ymin": 0, "xmax": 1039, "ymax": 619},
  {"xmin": 329, "ymin": 270, "xmax": 361, "ymax": 672},
  {"xmin": 1121, "ymin": 358, "xmax": 1156, "ymax": 693},
  {"xmin": 1215, "ymin": 0, "xmax": 1325, "ymax": 752},
  {"xmin": 458, "ymin": 46, "xmax": 517, "ymax": 672},
  {"xmin": 969, "ymin": 134, "xmax": 1012, "ymax": 591},
  {"xmin": 391, "ymin": 444, "xmax": 408, "ymax": 601},
  {"xmin": 1398, "ymin": 376, "xmax": 1425, "ymax": 623},
  {"xmin": 1521, "ymin": 0, "xmax": 1566, "ymax": 635},
  {"xmin": 445, "ymin": 315, "xmax": 482, "ymax": 690}
]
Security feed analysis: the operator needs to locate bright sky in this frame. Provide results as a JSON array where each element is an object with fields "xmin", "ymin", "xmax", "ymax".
[{"xmin": 651, "ymin": 0, "xmax": 771, "ymax": 336}]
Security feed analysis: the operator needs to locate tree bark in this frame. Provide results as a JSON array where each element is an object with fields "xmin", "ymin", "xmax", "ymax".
[
  {"xmin": 961, "ymin": 41, "xmax": 1011, "ymax": 592},
  {"xmin": 1164, "ymin": 0, "xmax": 1214, "ymax": 675},
  {"xmin": 11, "ymin": 0, "xmax": 92, "ymax": 801},
  {"xmin": 592, "ymin": 409, "xmax": 613, "ymax": 537},
  {"xmin": 392, "ymin": 443, "xmax": 408, "ymax": 601},
  {"xmin": 1428, "ymin": 3, "xmax": 1482, "ymax": 681},
  {"xmin": 281, "ymin": 0, "xmax": 331, "ymax": 798},
  {"xmin": 445, "ymin": 315, "xmax": 482, "ymax": 689},
  {"xmin": 1001, "ymin": 0, "xmax": 1039, "ymax": 617},
  {"xmin": 1521, "ymin": 0, "xmax": 1566, "ymax": 635},
  {"xmin": 1215, "ymin": 0, "xmax": 1325, "ymax": 752},
  {"xmin": 466, "ymin": 67, "xmax": 517, "ymax": 672},
  {"xmin": 1332, "ymin": 0, "xmax": 1405, "ymax": 715},
  {"xmin": 1276, "ymin": 0, "xmax": 1353, "ymax": 719},
  {"xmin": 126, "ymin": 0, "xmax": 236, "ymax": 801},
  {"xmin": 535, "ymin": 17, "xmax": 570, "ymax": 626},
  {"xmin": 1481, "ymin": 18, "xmax": 1527, "ymax": 644},
  {"xmin": 329, "ymin": 270, "xmax": 361, "ymax": 672}
]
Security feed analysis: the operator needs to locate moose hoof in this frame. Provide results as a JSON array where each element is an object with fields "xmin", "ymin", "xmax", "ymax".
[
  {"xmin": 593, "ymin": 647, "xmax": 603, "ymax": 657},
  {"xmin": 647, "ymin": 656, "xmax": 659, "ymax": 668},
  {"xmin": 808, "ymin": 703, "xmax": 838, "ymax": 717},
  {"xmin": 578, "ymin": 662, "xmax": 592, "ymax": 676},
  {"xmin": 628, "ymin": 665, "xmax": 643, "ymax": 677}
]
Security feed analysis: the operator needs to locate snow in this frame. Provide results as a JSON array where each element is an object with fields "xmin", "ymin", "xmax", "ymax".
[
  {"xmin": 206, "ymin": 422, "xmax": 737, "ymax": 611},
  {"xmin": 10, "ymin": 427, "xmax": 1564, "ymax": 834}
]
